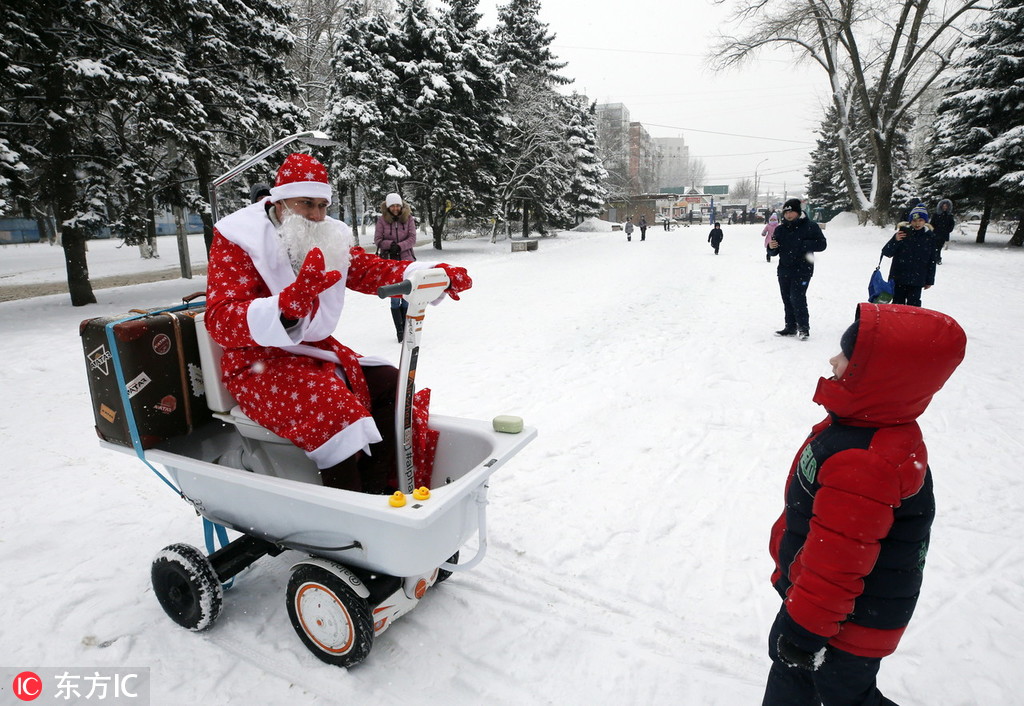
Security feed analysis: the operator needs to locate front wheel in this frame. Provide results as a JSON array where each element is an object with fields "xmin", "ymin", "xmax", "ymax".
[
  {"xmin": 151, "ymin": 543, "xmax": 223, "ymax": 631},
  {"xmin": 436, "ymin": 551, "xmax": 459, "ymax": 584},
  {"xmin": 286, "ymin": 565, "xmax": 374, "ymax": 668}
]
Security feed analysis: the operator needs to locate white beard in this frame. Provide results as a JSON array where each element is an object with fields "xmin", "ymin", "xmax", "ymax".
[{"xmin": 277, "ymin": 212, "xmax": 352, "ymax": 274}]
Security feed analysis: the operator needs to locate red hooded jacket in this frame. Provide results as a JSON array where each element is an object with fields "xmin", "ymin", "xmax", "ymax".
[{"xmin": 769, "ymin": 303, "xmax": 966, "ymax": 658}]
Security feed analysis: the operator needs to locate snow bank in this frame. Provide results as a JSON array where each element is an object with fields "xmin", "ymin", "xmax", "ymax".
[{"xmin": 571, "ymin": 216, "xmax": 618, "ymax": 232}]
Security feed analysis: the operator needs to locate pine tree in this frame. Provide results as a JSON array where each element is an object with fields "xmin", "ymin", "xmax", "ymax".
[
  {"xmin": 558, "ymin": 94, "xmax": 607, "ymax": 226},
  {"xmin": 492, "ymin": 0, "xmax": 568, "ymax": 87},
  {"xmin": 319, "ymin": 8, "xmax": 401, "ymax": 245},
  {"xmin": 491, "ymin": 0, "xmax": 574, "ymax": 235},
  {"xmin": 930, "ymin": 0, "xmax": 1024, "ymax": 246},
  {"xmin": 386, "ymin": 0, "xmax": 507, "ymax": 248},
  {"xmin": 149, "ymin": 0, "xmax": 305, "ymax": 251},
  {"xmin": 0, "ymin": 0, "xmax": 168, "ymax": 304}
]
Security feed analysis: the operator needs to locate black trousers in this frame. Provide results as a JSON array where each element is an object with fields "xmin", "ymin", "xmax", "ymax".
[
  {"xmin": 763, "ymin": 647, "xmax": 897, "ymax": 706},
  {"xmin": 778, "ymin": 272, "xmax": 812, "ymax": 332},
  {"xmin": 319, "ymin": 365, "xmax": 398, "ymax": 493},
  {"xmin": 892, "ymin": 282, "xmax": 923, "ymax": 307}
]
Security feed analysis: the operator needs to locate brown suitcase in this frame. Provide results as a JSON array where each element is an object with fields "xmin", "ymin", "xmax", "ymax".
[{"xmin": 80, "ymin": 294, "xmax": 211, "ymax": 449}]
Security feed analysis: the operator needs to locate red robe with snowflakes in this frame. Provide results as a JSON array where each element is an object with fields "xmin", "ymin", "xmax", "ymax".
[{"xmin": 206, "ymin": 200, "xmax": 439, "ymax": 485}]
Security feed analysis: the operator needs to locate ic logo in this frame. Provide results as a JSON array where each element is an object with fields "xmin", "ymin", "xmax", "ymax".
[{"xmin": 12, "ymin": 671, "xmax": 42, "ymax": 701}]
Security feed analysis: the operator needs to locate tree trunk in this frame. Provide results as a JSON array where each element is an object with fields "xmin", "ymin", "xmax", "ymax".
[
  {"xmin": 194, "ymin": 152, "xmax": 215, "ymax": 254},
  {"xmin": 62, "ymin": 229, "xmax": 96, "ymax": 306},
  {"xmin": 349, "ymin": 182, "xmax": 359, "ymax": 247},
  {"xmin": 869, "ymin": 133, "xmax": 896, "ymax": 226},
  {"xmin": 1009, "ymin": 215, "xmax": 1024, "ymax": 247},
  {"xmin": 977, "ymin": 193, "xmax": 994, "ymax": 244},
  {"xmin": 521, "ymin": 200, "xmax": 529, "ymax": 239},
  {"xmin": 140, "ymin": 191, "xmax": 158, "ymax": 259},
  {"xmin": 41, "ymin": 32, "xmax": 95, "ymax": 306}
]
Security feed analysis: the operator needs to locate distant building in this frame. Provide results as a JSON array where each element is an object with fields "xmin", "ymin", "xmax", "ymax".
[
  {"xmin": 596, "ymin": 103, "xmax": 664, "ymax": 198},
  {"xmin": 653, "ymin": 137, "xmax": 690, "ymax": 191}
]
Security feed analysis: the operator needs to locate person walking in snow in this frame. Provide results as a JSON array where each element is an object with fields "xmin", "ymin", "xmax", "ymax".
[
  {"xmin": 374, "ymin": 192, "xmax": 418, "ymax": 342},
  {"xmin": 762, "ymin": 302, "xmax": 966, "ymax": 706},
  {"xmin": 931, "ymin": 199, "xmax": 955, "ymax": 265},
  {"xmin": 625, "ymin": 217, "xmax": 634, "ymax": 242},
  {"xmin": 638, "ymin": 215, "xmax": 648, "ymax": 241},
  {"xmin": 708, "ymin": 222, "xmax": 724, "ymax": 254},
  {"xmin": 881, "ymin": 204, "xmax": 937, "ymax": 307},
  {"xmin": 761, "ymin": 213, "xmax": 780, "ymax": 263},
  {"xmin": 768, "ymin": 199, "xmax": 827, "ymax": 340},
  {"xmin": 205, "ymin": 153, "xmax": 471, "ymax": 492}
]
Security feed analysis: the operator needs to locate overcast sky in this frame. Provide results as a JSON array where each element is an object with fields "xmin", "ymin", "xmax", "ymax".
[{"xmin": 480, "ymin": 0, "xmax": 828, "ymax": 197}]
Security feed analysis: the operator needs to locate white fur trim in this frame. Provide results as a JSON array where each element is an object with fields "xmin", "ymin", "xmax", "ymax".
[
  {"xmin": 305, "ymin": 416, "xmax": 383, "ymax": 469},
  {"xmin": 215, "ymin": 204, "xmax": 352, "ymax": 344},
  {"xmin": 269, "ymin": 181, "xmax": 333, "ymax": 205}
]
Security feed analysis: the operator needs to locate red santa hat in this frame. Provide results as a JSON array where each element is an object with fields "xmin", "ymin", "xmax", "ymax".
[{"xmin": 269, "ymin": 153, "xmax": 332, "ymax": 205}]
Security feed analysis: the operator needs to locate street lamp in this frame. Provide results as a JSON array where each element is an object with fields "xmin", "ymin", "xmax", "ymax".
[
  {"xmin": 754, "ymin": 158, "xmax": 769, "ymax": 211},
  {"xmin": 209, "ymin": 130, "xmax": 340, "ymax": 222}
]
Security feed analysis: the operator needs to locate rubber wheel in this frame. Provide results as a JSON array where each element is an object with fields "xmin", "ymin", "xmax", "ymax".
[
  {"xmin": 286, "ymin": 565, "xmax": 374, "ymax": 668},
  {"xmin": 151, "ymin": 543, "xmax": 223, "ymax": 632},
  {"xmin": 436, "ymin": 551, "xmax": 459, "ymax": 584}
]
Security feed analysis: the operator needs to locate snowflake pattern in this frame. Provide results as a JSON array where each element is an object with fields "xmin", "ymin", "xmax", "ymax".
[{"xmin": 274, "ymin": 153, "xmax": 329, "ymax": 187}]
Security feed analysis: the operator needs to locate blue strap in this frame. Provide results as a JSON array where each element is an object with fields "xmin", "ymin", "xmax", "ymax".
[
  {"xmin": 203, "ymin": 517, "xmax": 234, "ymax": 589},
  {"xmin": 102, "ymin": 299, "xmax": 204, "ymax": 496}
]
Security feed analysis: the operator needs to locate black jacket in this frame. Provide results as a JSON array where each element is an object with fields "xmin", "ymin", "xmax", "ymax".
[
  {"xmin": 708, "ymin": 227, "xmax": 723, "ymax": 245},
  {"xmin": 882, "ymin": 223, "xmax": 937, "ymax": 287},
  {"xmin": 768, "ymin": 216, "xmax": 827, "ymax": 276},
  {"xmin": 932, "ymin": 200, "xmax": 954, "ymax": 242}
]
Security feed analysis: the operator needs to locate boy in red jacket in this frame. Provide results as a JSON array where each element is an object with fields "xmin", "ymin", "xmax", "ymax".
[{"xmin": 763, "ymin": 303, "xmax": 966, "ymax": 705}]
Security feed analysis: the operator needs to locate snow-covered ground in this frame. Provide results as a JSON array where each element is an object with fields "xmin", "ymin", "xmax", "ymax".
[{"xmin": 1, "ymin": 217, "xmax": 1021, "ymax": 705}]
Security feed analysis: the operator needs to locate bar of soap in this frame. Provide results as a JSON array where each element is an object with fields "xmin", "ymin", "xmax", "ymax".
[{"xmin": 492, "ymin": 415, "xmax": 524, "ymax": 433}]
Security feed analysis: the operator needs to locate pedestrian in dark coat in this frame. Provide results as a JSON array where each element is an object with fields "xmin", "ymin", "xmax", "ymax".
[
  {"xmin": 881, "ymin": 204, "xmax": 937, "ymax": 307},
  {"xmin": 638, "ymin": 215, "xmax": 648, "ymax": 241},
  {"xmin": 768, "ymin": 199, "xmax": 827, "ymax": 340},
  {"xmin": 708, "ymin": 222, "xmax": 724, "ymax": 254},
  {"xmin": 931, "ymin": 199, "xmax": 955, "ymax": 265},
  {"xmin": 763, "ymin": 302, "xmax": 966, "ymax": 706}
]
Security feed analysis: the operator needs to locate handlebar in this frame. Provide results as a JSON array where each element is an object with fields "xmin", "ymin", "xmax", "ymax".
[{"xmin": 377, "ymin": 280, "xmax": 414, "ymax": 299}]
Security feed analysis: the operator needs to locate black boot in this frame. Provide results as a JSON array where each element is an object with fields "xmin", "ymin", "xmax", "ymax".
[{"xmin": 390, "ymin": 307, "xmax": 405, "ymax": 342}]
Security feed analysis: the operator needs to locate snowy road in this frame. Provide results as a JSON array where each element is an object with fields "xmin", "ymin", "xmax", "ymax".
[{"xmin": 1, "ymin": 219, "xmax": 1022, "ymax": 704}]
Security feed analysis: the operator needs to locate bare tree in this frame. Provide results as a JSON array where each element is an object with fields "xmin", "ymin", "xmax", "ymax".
[
  {"xmin": 286, "ymin": 0, "xmax": 388, "ymax": 126},
  {"xmin": 688, "ymin": 158, "xmax": 707, "ymax": 189},
  {"xmin": 733, "ymin": 177, "xmax": 755, "ymax": 202},
  {"xmin": 710, "ymin": 0, "xmax": 987, "ymax": 224},
  {"xmin": 490, "ymin": 81, "xmax": 572, "ymax": 242}
]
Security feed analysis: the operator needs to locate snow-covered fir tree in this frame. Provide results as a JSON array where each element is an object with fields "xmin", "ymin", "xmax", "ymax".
[
  {"xmin": 492, "ymin": 0, "xmax": 569, "ymax": 87},
  {"xmin": 807, "ymin": 97, "xmax": 915, "ymax": 221},
  {"xmin": 319, "ymin": 8, "xmax": 402, "ymax": 245},
  {"xmin": 150, "ymin": 0, "xmax": 305, "ymax": 251},
  {"xmin": 556, "ymin": 94, "xmax": 608, "ymax": 226},
  {"xmin": 491, "ymin": 0, "xmax": 579, "ymax": 235},
  {"xmin": 927, "ymin": 0, "xmax": 1024, "ymax": 246}
]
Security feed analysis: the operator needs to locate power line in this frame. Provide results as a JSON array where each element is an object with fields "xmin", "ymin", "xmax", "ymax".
[{"xmin": 641, "ymin": 121, "xmax": 815, "ymax": 145}]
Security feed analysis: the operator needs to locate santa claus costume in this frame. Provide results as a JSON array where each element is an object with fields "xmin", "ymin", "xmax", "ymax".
[{"xmin": 205, "ymin": 153, "xmax": 462, "ymax": 490}]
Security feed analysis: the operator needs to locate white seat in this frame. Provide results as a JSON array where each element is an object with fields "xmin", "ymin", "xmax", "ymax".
[{"xmin": 196, "ymin": 312, "xmax": 290, "ymax": 445}]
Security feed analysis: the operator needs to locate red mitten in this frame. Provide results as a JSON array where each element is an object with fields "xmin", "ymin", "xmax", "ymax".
[
  {"xmin": 437, "ymin": 263, "xmax": 472, "ymax": 301},
  {"xmin": 279, "ymin": 248, "xmax": 342, "ymax": 319}
]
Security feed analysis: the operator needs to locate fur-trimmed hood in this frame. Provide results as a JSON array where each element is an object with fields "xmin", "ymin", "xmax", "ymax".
[
  {"xmin": 897, "ymin": 220, "xmax": 934, "ymax": 232},
  {"xmin": 937, "ymin": 198, "xmax": 953, "ymax": 214},
  {"xmin": 379, "ymin": 202, "xmax": 412, "ymax": 225}
]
